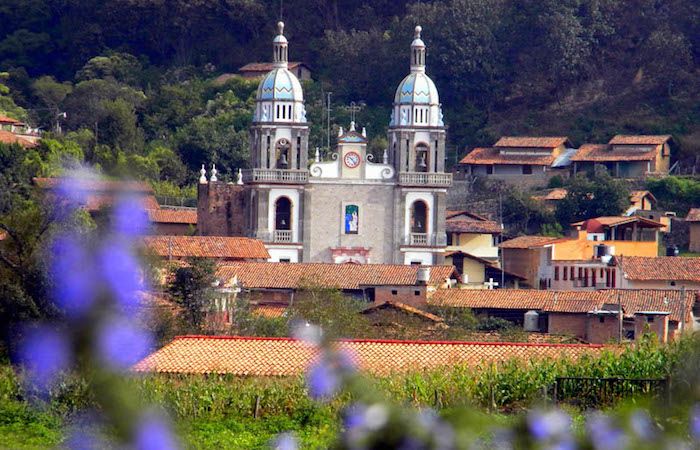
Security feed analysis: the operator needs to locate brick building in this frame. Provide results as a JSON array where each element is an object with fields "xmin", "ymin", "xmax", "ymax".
[
  {"xmin": 571, "ymin": 135, "xmax": 672, "ymax": 178},
  {"xmin": 687, "ymin": 208, "xmax": 700, "ymax": 252}
]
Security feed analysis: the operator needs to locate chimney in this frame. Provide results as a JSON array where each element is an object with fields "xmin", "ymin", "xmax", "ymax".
[{"xmin": 416, "ymin": 267, "xmax": 430, "ymax": 286}]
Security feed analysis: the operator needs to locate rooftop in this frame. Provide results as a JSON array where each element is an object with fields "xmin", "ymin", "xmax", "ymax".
[
  {"xmin": 133, "ymin": 335, "xmax": 606, "ymax": 376},
  {"xmin": 146, "ymin": 208, "xmax": 197, "ymax": 225},
  {"xmin": 446, "ymin": 218, "xmax": 502, "ymax": 234},
  {"xmin": 608, "ymin": 135, "xmax": 672, "ymax": 145},
  {"xmin": 572, "ymin": 216, "xmax": 665, "ymax": 231},
  {"xmin": 459, "ymin": 147, "xmax": 556, "ymax": 166},
  {"xmin": 215, "ymin": 262, "xmax": 458, "ymax": 290},
  {"xmin": 361, "ymin": 300, "xmax": 445, "ymax": 323},
  {"xmin": 0, "ymin": 130, "xmax": 37, "ymax": 148},
  {"xmin": 499, "ymin": 236, "xmax": 562, "ymax": 249},
  {"xmin": 617, "ymin": 256, "xmax": 700, "ymax": 283},
  {"xmin": 570, "ymin": 143, "xmax": 657, "ymax": 162},
  {"xmin": 143, "ymin": 236, "xmax": 270, "ymax": 260},
  {"xmin": 686, "ymin": 208, "xmax": 700, "ymax": 222},
  {"xmin": 494, "ymin": 136, "xmax": 570, "ymax": 148},
  {"xmin": 429, "ymin": 289, "xmax": 696, "ymax": 322}
]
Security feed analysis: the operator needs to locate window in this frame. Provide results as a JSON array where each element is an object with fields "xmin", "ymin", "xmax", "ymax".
[
  {"xmin": 391, "ymin": 290, "xmax": 398, "ymax": 295},
  {"xmin": 554, "ymin": 267, "xmax": 559, "ymax": 281},
  {"xmin": 344, "ymin": 204, "xmax": 359, "ymax": 234},
  {"xmin": 522, "ymin": 165, "xmax": 533, "ymax": 175},
  {"xmin": 648, "ymin": 316, "xmax": 655, "ymax": 323},
  {"xmin": 563, "ymin": 267, "xmax": 568, "ymax": 281},
  {"xmin": 274, "ymin": 197, "xmax": 292, "ymax": 231},
  {"xmin": 279, "ymin": 258, "xmax": 291, "ymax": 263},
  {"xmin": 446, "ymin": 233, "xmax": 453, "ymax": 246},
  {"xmin": 410, "ymin": 201, "xmax": 428, "ymax": 233},
  {"xmin": 414, "ymin": 290, "xmax": 420, "ymax": 296},
  {"xmin": 599, "ymin": 316, "xmax": 605, "ymax": 323},
  {"xmin": 486, "ymin": 165, "xmax": 493, "ymax": 175}
]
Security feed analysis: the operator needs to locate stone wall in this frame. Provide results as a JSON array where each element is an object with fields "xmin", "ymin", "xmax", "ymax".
[{"xmin": 197, "ymin": 182, "xmax": 247, "ymax": 236}]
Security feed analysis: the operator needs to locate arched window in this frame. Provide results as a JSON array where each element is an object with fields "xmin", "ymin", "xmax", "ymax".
[
  {"xmin": 415, "ymin": 143, "xmax": 429, "ymax": 172},
  {"xmin": 410, "ymin": 201, "xmax": 428, "ymax": 233},
  {"xmin": 276, "ymin": 139, "xmax": 290, "ymax": 168},
  {"xmin": 275, "ymin": 197, "xmax": 291, "ymax": 230}
]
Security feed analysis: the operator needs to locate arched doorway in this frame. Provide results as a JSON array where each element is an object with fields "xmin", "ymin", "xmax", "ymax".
[
  {"xmin": 275, "ymin": 197, "xmax": 291, "ymax": 231},
  {"xmin": 410, "ymin": 200, "xmax": 427, "ymax": 233}
]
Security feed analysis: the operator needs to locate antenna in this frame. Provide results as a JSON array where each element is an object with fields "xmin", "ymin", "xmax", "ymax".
[
  {"xmin": 279, "ymin": 0, "xmax": 284, "ymax": 20},
  {"xmin": 326, "ymin": 92, "xmax": 332, "ymax": 152}
]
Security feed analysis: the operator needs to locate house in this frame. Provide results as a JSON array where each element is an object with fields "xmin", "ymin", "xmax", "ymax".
[
  {"xmin": 445, "ymin": 250, "xmax": 526, "ymax": 288},
  {"xmin": 143, "ymin": 236, "xmax": 270, "ymax": 262},
  {"xmin": 238, "ymin": 62, "xmax": 312, "ymax": 80},
  {"xmin": 146, "ymin": 208, "xmax": 197, "ymax": 235},
  {"xmin": 429, "ymin": 288, "xmax": 698, "ymax": 344},
  {"xmin": 532, "ymin": 188, "xmax": 568, "ymax": 210},
  {"xmin": 133, "ymin": 335, "xmax": 605, "ymax": 376},
  {"xmin": 34, "ymin": 177, "xmax": 160, "ymax": 213},
  {"xmin": 0, "ymin": 115, "xmax": 40, "ymax": 148},
  {"xmin": 456, "ymin": 136, "xmax": 574, "ymax": 187},
  {"xmin": 445, "ymin": 210, "xmax": 501, "ymax": 261},
  {"xmin": 213, "ymin": 262, "xmax": 459, "ymax": 307},
  {"xmin": 687, "ymin": 209, "xmax": 700, "ymax": 252},
  {"xmin": 571, "ymin": 135, "xmax": 672, "ymax": 178},
  {"xmin": 561, "ymin": 216, "xmax": 663, "ymax": 258},
  {"xmin": 499, "ymin": 236, "xmax": 561, "ymax": 289},
  {"xmin": 615, "ymin": 256, "xmax": 700, "ymax": 290}
]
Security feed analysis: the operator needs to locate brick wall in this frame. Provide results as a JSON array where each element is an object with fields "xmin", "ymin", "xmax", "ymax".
[
  {"xmin": 197, "ymin": 182, "xmax": 247, "ymax": 236},
  {"xmin": 585, "ymin": 314, "xmax": 619, "ymax": 344},
  {"xmin": 374, "ymin": 285, "xmax": 427, "ymax": 307},
  {"xmin": 634, "ymin": 314, "xmax": 669, "ymax": 343},
  {"xmin": 548, "ymin": 313, "xmax": 587, "ymax": 340}
]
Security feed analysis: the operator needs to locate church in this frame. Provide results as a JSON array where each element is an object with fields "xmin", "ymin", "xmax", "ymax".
[{"xmin": 198, "ymin": 22, "xmax": 452, "ymax": 265}]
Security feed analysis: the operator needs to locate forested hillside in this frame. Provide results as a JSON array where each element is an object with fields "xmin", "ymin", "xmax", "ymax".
[{"xmin": 1, "ymin": 0, "xmax": 699, "ymax": 189}]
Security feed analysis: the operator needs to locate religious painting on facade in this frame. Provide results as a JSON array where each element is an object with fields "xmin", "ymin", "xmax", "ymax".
[{"xmin": 344, "ymin": 204, "xmax": 359, "ymax": 234}]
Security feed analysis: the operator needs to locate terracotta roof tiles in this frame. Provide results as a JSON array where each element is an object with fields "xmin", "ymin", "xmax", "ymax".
[
  {"xmin": 361, "ymin": 301, "xmax": 445, "ymax": 322},
  {"xmin": 0, "ymin": 114, "xmax": 23, "ymax": 125},
  {"xmin": 147, "ymin": 208, "xmax": 197, "ymax": 224},
  {"xmin": 0, "ymin": 130, "xmax": 37, "ymax": 148},
  {"xmin": 571, "ymin": 143, "xmax": 657, "ymax": 162},
  {"xmin": 446, "ymin": 218, "xmax": 502, "ymax": 234},
  {"xmin": 618, "ymin": 256, "xmax": 700, "ymax": 283},
  {"xmin": 494, "ymin": 136, "xmax": 570, "ymax": 148},
  {"xmin": 459, "ymin": 147, "xmax": 555, "ymax": 166},
  {"xmin": 498, "ymin": 236, "xmax": 562, "ymax": 249},
  {"xmin": 133, "ymin": 335, "xmax": 606, "ymax": 376},
  {"xmin": 215, "ymin": 262, "xmax": 458, "ymax": 290},
  {"xmin": 608, "ymin": 135, "xmax": 671, "ymax": 145},
  {"xmin": 143, "ymin": 236, "xmax": 270, "ymax": 260}
]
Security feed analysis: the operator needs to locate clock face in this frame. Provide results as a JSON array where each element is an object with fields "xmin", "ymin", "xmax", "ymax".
[{"xmin": 344, "ymin": 151, "xmax": 361, "ymax": 169}]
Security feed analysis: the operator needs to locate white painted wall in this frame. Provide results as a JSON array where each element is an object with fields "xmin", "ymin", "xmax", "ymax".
[
  {"xmin": 268, "ymin": 188, "xmax": 300, "ymax": 242},
  {"xmin": 267, "ymin": 247, "xmax": 300, "ymax": 263},
  {"xmin": 403, "ymin": 251, "xmax": 434, "ymax": 265}
]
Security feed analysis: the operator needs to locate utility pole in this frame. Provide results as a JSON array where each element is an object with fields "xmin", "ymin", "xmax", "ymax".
[
  {"xmin": 617, "ymin": 290, "xmax": 623, "ymax": 344},
  {"xmin": 681, "ymin": 285, "xmax": 686, "ymax": 334},
  {"xmin": 326, "ymin": 92, "xmax": 332, "ymax": 152},
  {"xmin": 499, "ymin": 191, "xmax": 505, "ymax": 288}
]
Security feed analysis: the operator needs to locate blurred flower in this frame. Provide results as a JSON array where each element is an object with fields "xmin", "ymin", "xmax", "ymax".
[
  {"xmin": 491, "ymin": 428, "xmax": 514, "ymax": 450},
  {"xmin": 417, "ymin": 409, "xmax": 455, "ymax": 450},
  {"xmin": 586, "ymin": 413, "xmax": 628, "ymax": 450},
  {"xmin": 134, "ymin": 412, "xmax": 179, "ymax": 450},
  {"xmin": 364, "ymin": 404, "xmax": 389, "ymax": 431},
  {"xmin": 113, "ymin": 196, "xmax": 149, "ymax": 237},
  {"xmin": 629, "ymin": 410, "xmax": 655, "ymax": 440},
  {"xmin": 690, "ymin": 404, "xmax": 700, "ymax": 441},
  {"xmin": 344, "ymin": 403, "xmax": 368, "ymax": 431},
  {"xmin": 96, "ymin": 317, "xmax": 153, "ymax": 371},
  {"xmin": 307, "ymin": 354, "xmax": 340, "ymax": 400},
  {"xmin": 56, "ymin": 176, "xmax": 89, "ymax": 207},
  {"xmin": 291, "ymin": 321, "xmax": 323, "ymax": 346},
  {"xmin": 528, "ymin": 409, "xmax": 571, "ymax": 441},
  {"xmin": 51, "ymin": 236, "xmax": 96, "ymax": 318},
  {"xmin": 99, "ymin": 241, "xmax": 143, "ymax": 314},
  {"xmin": 272, "ymin": 432, "xmax": 298, "ymax": 450},
  {"xmin": 17, "ymin": 326, "xmax": 71, "ymax": 392}
]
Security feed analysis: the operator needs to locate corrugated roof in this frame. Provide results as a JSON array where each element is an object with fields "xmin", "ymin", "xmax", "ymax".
[
  {"xmin": 459, "ymin": 147, "xmax": 555, "ymax": 166},
  {"xmin": 571, "ymin": 143, "xmax": 657, "ymax": 162},
  {"xmin": 143, "ymin": 236, "xmax": 270, "ymax": 260},
  {"xmin": 215, "ymin": 262, "xmax": 458, "ymax": 290},
  {"xmin": 608, "ymin": 135, "xmax": 671, "ymax": 145},
  {"xmin": 618, "ymin": 256, "xmax": 700, "ymax": 283},
  {"xmin": 147, "ymin": 208, "xmax": 197, "ymax": 224},
  {"xmin": 429, "ymin": 289, "xmax": 696, "ymax": 323},
  {"xmin": 499, "ymin": 236, "xmax": 562, "ymax": 249},
  {"xmin": 446, "ymin": 219, "xmax": 502, "ymax": 234},
  {"xmin": 494, "ymin": 137, "xmax": 570, "ymax": 148},
  {"xmin": 132, "ymin": 335, "xmax": 606, "ymax": 376}
]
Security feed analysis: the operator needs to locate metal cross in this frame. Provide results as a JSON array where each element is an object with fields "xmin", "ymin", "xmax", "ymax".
[
  {"xmin": 349, "ymin": 101, "xmax": 361, "ymax": 123},
  {"xmin": 484, "ymin": 278, "xmax": 500, "ymax": 290}
]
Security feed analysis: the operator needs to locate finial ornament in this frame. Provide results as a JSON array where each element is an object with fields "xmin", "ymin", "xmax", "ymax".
[
  {"xmin": 236, "ymin": 168, "xmax": 243, "ymax": 185},
  {"xmin": 350, "ymin": 121, "xmax": 356, "ymax": 132},
  {"xmin": 383, "ymin": 148, "xmax": 389, "ymax": 164},
  {"xmin": 277, "ymin": 21, "xmax": 285, "ymax": 35},
  {"xmin": 338, "ymin": 126, "xmax": 344, "ymax": 137},
  {"xmin": 414, "ymin": 25, "xmax": 422, "ymax": 39},
  {"xmin": 199, "ymin": 164, "xmax": 207, "ymax": 184},
  {"xmin": 210, "ymin": 163, "xmax": 218, "ymax": 182},
  {"xmin": 361, "ymin": 127, "xmax": 367, "ymax": 138},
  {"xmin": 315, "ymin": 147, "xmax": 320, "ymax": 163}
]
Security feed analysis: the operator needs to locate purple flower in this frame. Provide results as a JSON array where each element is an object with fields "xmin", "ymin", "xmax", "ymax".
[
  {"xmin": 690, "ymin": 404, "xmax": 700, "ymax": 441},
  {"xmin": 99, "ymin": 241, "xmax": 143, "ymax": 314},
  {"xmin": 528, "ymin": 410, "xmax": 571, "ymax": 441},
  {"xmin": 344, "ymin": 403, "xmax": 368, "ymax": 431},
  {"xmin": 96, "ymin": 318, "xmax": 153, "ymax": 371},
  {"xmin": 586, "ymin": 413, "xmax": 627, "ymax": 450},
  {"xmin": 17, "ymin": 326, "xmax": 71, "ymax": 391},
  {"xmin": 134, "ymin": 412, "xmax": 179, "ymax": 450},
  {"xmin": 271, "ymin": 432, "xmax": 298, "ymax": 450},
  {"xmin": 629, "ymin": 410, "xmax": 655, "ymax": 440},
  {"xmin": 112, "ymin": 196, "xmax": 149, "ymax": 237},
  {"xmin": 56, "ymin": 176, "xmax": 89, "ymax": 206},
  {"xmin": 306, "ymin": 355, "xmax": 340, "ymax": 400},
  {"xmin": 51, "ymin": 236, "xmax": 96, "ymax": 317}
]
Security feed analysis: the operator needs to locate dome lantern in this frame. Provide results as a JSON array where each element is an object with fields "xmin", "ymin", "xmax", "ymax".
[
  {"xmin": 272, "ymin": 21, "xmax": 288, "ymax": 69},
  {"xmin": 410, "ymin": 25, "xmax": 426, "ymax": 74}
]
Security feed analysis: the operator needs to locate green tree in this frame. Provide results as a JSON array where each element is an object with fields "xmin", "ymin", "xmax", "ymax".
[
  {"xmin": 555, "ymin": 172, "xmax": 630, "ymax": 225},
  {"xmin": 168, "ymin": 258, "xmax": 216, "ymax": 333}
]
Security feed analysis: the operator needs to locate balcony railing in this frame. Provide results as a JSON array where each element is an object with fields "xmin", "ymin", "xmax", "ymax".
[
  {"xmin": 403, "ymin": 232, "xmax": 447, "ymax": 247},
  {"xmin": 273, "ymin": 230, "xmax": 293, "ymax": 243},
  {"xmin": 398, "ymin": 172, "xmax": 452, "ymax": 187},
  {"xmin": 242, "ymin": 168, "xmax": 309, "ymax": 184}
]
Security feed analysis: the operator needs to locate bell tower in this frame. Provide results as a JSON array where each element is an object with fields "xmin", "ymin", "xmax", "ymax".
[{"xmin": 244, "ymin": 22, "xmax": 309, "ymax": 262}]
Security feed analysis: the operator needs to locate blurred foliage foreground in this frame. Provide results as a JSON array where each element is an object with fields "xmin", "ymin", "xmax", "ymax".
[{"xmin": 4, "ymin": 335, "xmax": 700, "ymax": 448}]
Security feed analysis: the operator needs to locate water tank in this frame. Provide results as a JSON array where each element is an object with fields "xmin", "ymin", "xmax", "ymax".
[
  {"xmin": 416, "ymin": 267, "xmax": 430, "ymax": 285},
  {"xmin": 524, "ymin": 310, "xmax": 540, "ymax": 332}
]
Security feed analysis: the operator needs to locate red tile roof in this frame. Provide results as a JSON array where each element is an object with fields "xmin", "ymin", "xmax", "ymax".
[
  {"xmin": 572, "ymin": 216, "xmax": 664, "ymax": 231},
  {"xmin": 618, "ymin": 256, "xmax": 700, "ymax": 283},
  {"xmin": 494, "ymin": 136, "xmax": 570, "ymax": 148},
  {"xmin": 570, "ymin": 143, "xmax": 657, "ymax": 162},
  {"xmin": 429, "ymin": 289, "xmax": 696, "ymax": 322},
  {"xmin": 0, "ymin": 114, "xmax": 23, "ymax": 125},
  {"xmin": 446, "ymin": 218, "xmax": 502, "ymax": 234},
  {"xmin": 147, "ymin": 208, "xmax": 197, "ymax": 224},
  {"xmin": 361, "ymin": 301, "xmax": 445, "ymax": 323},
  {"xmin": 251, "ymin": 305, "xmax": 287, "ymax": 318},
  {"xmin": 459, "ymin": 147, "xmax": 555, "ymax": 166},
  {"xmin": 215, "ymin": 262, "xmax": 458, "ymax": 290},
  {"xmin": 0, "ymin": 130, "xmax": 37, "ymax": 148},
  {"xmin": 686, "ymin": 208, "xmax": 700, "ymax": 222},
  {"xmin": 608, "ymin": 135, "xmax": 671, "ymax": 145},
  {"xmin": 446, "ymin": 210, "xmax": 489, "ymax": 220},
  {"xmin": 499, "ymin": 236, "xmax": 562, "ymax": 249},
  {"xmin": 133, "ymin": 335, "xmax": 606, "ymax": 376},
  {"xmin": 143, "ymin": 236, "xmax": 270, "ymax": 260}
]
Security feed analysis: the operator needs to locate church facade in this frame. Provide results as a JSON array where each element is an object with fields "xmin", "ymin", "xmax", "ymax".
[{"xmin": 198, "ymin": 22, "xmax": 452, "ymax": 265}]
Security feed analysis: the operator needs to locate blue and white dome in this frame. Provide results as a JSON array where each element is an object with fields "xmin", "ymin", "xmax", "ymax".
[
  {"xmin": 389, "ymin": 26, "xmax": 444, "ymax": 128},
  {"xmin": 253, "ymin": 22, "xmax": 307, "ymax": 124}
]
